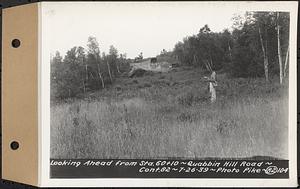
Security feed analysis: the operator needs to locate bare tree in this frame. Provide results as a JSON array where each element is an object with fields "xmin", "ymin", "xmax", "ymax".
[
  {"xmin": 258, "ymin": 26, "xmax": 269, "ymax": 82},
  {"xmin": 228, "ymin": 41, "xmax": 232, "ymax": 61},
  {"xmin": 83, "ymin": 59, "xmax": 87, "ymax": 94},
  {"xmin": 283, "ymin": 45, "xmax": 289, "ymax": 78},
  {"xmin": 277, "ymin": 12, "xmax": 283, "ymax": 84},
  {"xmin": 96, "ymin": 60, "xmax": 105, "ymax": 88},
  {"xmin": 106, "ymin": 60, "xmax": 113, "ymax": 83}
]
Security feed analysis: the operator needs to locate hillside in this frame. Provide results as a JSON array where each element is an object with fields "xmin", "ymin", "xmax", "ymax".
[{"xmin": 51, "ymin": 67, "xmax": 288, "ymax": 159}]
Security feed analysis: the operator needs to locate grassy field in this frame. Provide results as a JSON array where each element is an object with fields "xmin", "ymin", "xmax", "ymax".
[{"xmin": 51, "ymin": 67, "xmax": 288, "ymax": 159}]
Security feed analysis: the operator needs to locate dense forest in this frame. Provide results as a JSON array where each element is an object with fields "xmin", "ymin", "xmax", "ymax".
[{"xmin": 51, "ymin": 11, "xmax": 290, "ymax": 100}]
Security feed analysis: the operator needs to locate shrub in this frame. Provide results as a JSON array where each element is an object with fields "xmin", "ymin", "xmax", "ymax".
[
  {"xmin": 176, "ymin": 91, "xmax": 208, "ymax": 106},
  {"xmin": 132, "ymin": 80, "xmax": 138, "ymax": 84},
  {"xmin": 177, "ymin": 112, "xmax": 193, "ymax": 122},
  {"xmin": 144, "ymin": 83, "xmax": 152, "ymax": 88}
]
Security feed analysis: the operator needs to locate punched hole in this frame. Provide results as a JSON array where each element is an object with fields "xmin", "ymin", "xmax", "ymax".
[
  {"xmin": 10, "ymin": 141, "xmax": 19, "ymax": 150},
  {"xmin": 11, "ymin": 39, "xmax": 21, "ymax": 48}
]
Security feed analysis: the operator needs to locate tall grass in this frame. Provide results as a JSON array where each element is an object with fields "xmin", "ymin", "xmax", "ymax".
[{"xmin": 51, "ymin": 69, "xmax": 288, "ymax": 159}]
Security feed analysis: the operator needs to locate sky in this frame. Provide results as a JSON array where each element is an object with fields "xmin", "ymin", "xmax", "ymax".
[{"xmin": 43, "ymin": 2, "xmax": 246, "ymax": 59}]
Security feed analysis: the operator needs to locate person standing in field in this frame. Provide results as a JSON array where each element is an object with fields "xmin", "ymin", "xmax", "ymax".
[{"xmin": 208, "ymin": 71, "xmax": 217, "ymax": 103}]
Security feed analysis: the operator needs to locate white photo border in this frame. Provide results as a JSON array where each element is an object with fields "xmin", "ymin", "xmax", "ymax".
[{"xmin": 40, "ymin": 1, "xmax": 298, "ymax": 187}]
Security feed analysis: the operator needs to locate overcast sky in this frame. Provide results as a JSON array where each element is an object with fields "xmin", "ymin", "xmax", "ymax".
[{"xmin": 43, "ymin": 2, "xmax": 245, "ymax": 59}]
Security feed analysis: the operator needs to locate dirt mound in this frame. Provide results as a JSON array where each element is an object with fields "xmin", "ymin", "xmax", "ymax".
[{"xmin": 128, "ymin": 68, "xmax": 152, "ymax": 78}]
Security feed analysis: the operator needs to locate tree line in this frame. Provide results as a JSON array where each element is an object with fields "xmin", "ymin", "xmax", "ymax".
[
  {"xmin": 51, "ymin": 36, "xmax": 130, "ymax": 99},
  {"xmin": 51, "ymin": 11, "xmax": 290, "ymax": 100},
  {"xmin": 173, "ymin": 11, "xmax": 289, "ymax": 83}
]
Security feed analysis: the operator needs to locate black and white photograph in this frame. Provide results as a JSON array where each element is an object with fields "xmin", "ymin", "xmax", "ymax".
[{"xmin": 43, "ymin": 1, "xmax": 297, "ymax": 185}]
